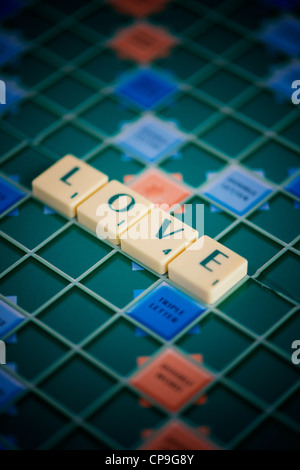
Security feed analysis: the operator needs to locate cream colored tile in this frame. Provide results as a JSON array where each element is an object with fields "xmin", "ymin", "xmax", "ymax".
[
  {"xmin": 77, "ymin": 180, "xmax": 152, "ymax": 245},
  {"xmin": 168, "ymin": 235, "xmax": 247, "ymax": 304},
  {"xmin": 120, "ymin": 208, "xmax": 198, "ymax": 274},
  {"xmin": 32, "ymin": 155, "xmax": 108, "ymax": 218}
]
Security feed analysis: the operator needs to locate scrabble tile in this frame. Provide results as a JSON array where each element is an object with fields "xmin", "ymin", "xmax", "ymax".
[
  {"xmin": 203, "ymin": 167, "xmax": 272, "ymax": 216},
  {"xmin": 130, "ymin": 348, "xmax": 213, "ymax": 412},
  {"xmin": 121, "ymin": 208, "xmax": 198, "ymax": 274},
  {"xmin": 116, "ymin": 116, "xmax": 185, "ymax": 163},
  {"xmin": 127, "ymin": 282, "xmax": 206, "ymax": 340},
  {"xmin": 261, "ymin": 17, "xmax": 300, "ymax": 56},
  {"xmin": 168, "ymin": 236, "xmax": 248, "ymax": 304},
  {"xmin": 77, "ymin": 180, "xmax": 152, "ymax": 245},
  {"xmin": 116, "ymin": 69, "xmax": 177, "ymax": 109},
  {"xmin": 32, "ymin": 155, "xmax": 108, "ymax": 218},
  {"xmin": 141, "ymin": 421, "xmax": 220, "ymax": 450},
  {"xmin": 109, "ymin": 23, "xmax": 177, "ymax": 63},
  {"xmin": 0, "ymin": 369, "xmax": 25, "ymax": 409},
  {"xmin": 110, "ymin": 0, "xmax": 171, "ymax": 17},
  {"xmin": 0, "ymin": 177, "xmax": 25, "ymax": 215},
  {"xmin": 129, "ymin": 169, "xmax": 190, "ymax": 206},
  {"xmin": 0, "ymin": 299, "xmax": 25, "ymax": 338}
]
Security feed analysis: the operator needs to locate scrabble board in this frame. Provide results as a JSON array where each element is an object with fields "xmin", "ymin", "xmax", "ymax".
[{"xmin": 0, "ymin": 0, "xmax": 300, "ymax": 451}]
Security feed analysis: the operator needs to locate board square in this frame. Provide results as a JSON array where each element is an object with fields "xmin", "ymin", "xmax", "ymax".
[
  {"xmin": 5, "ymin": 101, "xmax": 58, "ymax": 139},
  {"xmin": 0, "ymin": 199, "xmax": 66, "ymax": 250},
  {"xmin": 42, "ymin": 76, "xmax": 94, "ymax": 111},
  {"xmin": 86, "ymin": 318, "xmax": 160, "ymax": 376},
  {"xmin": 82, "ymin": 252, "xmax": 157, "ymax": 309},
  {"xmin": 203, "ymin": 167, "xmax": 272, "ymax": 216},
  {"xmin": 219, "ymin": 223, "xmax": 281, "ymax": 275},
  {"xmin": 38, "ymin": 225, "xmax": 112, "ymax": 279},
  {"xmin": 40, "ymin": 356, "xmax": 116, "ymax": 414},
  {"xmin": 130, "ymin": 349, "xmax": 213, "ymax": 411},
  {"xmin": 0, "ymin": 177, "xmax": 25, "ymax": 215},
  {"xmin": 184, "ymin": 383, "xmax": 260, "ymax": 445},
  {"xmin": 202, "ymin": 117, "xmax": 261, "ymax": 158},
  {"xmin": 39, "ymin": 288, "xmax": 114, "ymax": 344},
  {"xmin": 129, "ymin": 169, "xmax": 190, "ymax": 206},
  {"xmin": 44, "ymin": 31, "xmax": 90, "ymax": 61},
  {"xmin": 237, "ymin": 418, "xmax": 300, "ymax": 451},
  {"xmin": 243, "ymin": 141, "xmax": 299, "ymax": 184},
  {"xmin": 259, "ymin": 252, "xmax": 300, "ymax": 303},
  {"xmin": 156, "ymin": 47, "xmax": 208, "ymax": 80},
  {"xmin": 238, "ymin": 91, "xmax": 293, "ymax": 129},
  {"xmin": 178, "ymin": 313, "xmax": 252, "ymax": 371},
  {"xmin": 0, "ymin": 394, "xmax": 68, "ymax": 450},
  {"xmin": 128, "ymin": 282, "xmax": 206, "ymax": 340},
  {"xmin": 228, "ymin": 346, "xmax": 299, "ymax": 404},
  {"xmin": 89, "ymin": 147, "xmax": 145, "ymax": 182},
  {"xmin": 6, "ymin": 323, "xmax": 68, "ymax": 380},
  {"xmin": 116, "ymin": 69, "xmax": 177, "ymax": 109},
  {"xmin": 270, "ymin": 310, "xmax": 300, "ymax": 355},
  {"xmin": 249, "ymin": 193, "xmax": 300, "ymax": 243},
  {"xmin": 0, "ymin": 259, "xmax": 68, "ymax": 313},
  {"xmin": 89, "ymin": 389, "xmax": 165, "ymax": 448},
  {"xmin": 0, "ymin": 237, "xmax": 23, "ymax": 274},
  {"xmin": 0, "ymin": 148, "xmax": 53, "ymax": 190},
  {"xmin": 109, "ymin": 23, "xmax": 177, "ymax": 63},
  {"xmin": 81, "ymin": 97, "xmax": 137, "ymax": 136},
  {"xmin": 219, "ymin": 279, "xmax": 293, "ymax": 335},
  {"xmin": 141, "ymin": 421, "xmax": 219, "ymax": 450},
  {"xmin": 42, "ymin": 124, "xmax": 101, "ymax": 160},
  {"xmin": 159, "ymin": 94, "xmax": 216, "ymax": 132},
  {"xmin": 116, "ymin": 116, "xmax": 184, "ymax": 163},
  {"xmin": 160, "ymin": 143, "xmax": 226, "ymax": 188}
]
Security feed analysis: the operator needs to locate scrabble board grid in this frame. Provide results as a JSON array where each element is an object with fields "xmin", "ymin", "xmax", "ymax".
[{"xmin": 0, "ymin": 0, "xmax": 300, "ymax": 450}]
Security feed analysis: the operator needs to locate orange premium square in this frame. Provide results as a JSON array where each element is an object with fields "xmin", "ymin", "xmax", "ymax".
[
  {"xmin": 130, "ymin": 349, "xmax": 213, "ymax": 412},
  {"xmin": 110, "ymin": 0, "xmax": 171, "ymax": 17},
  {"xmin": 129, "ymin": 169, "xmax": 190, "ymax": 208},
  {"xmin": 109, "ymin": 23, "xmax": 177, "ymax": 63},
  {"xmin": 141, "ymin": 421, "xmax": 220, "ymax": 450}
]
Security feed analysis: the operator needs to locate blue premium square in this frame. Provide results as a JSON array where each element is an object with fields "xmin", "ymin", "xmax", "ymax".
[
  {"xmin": 286, "ymin": 173, "xmax": 300, "ymax": 198},
  {"xmin": 268, "ymin": 63, "xmax": 300, "ymax": 100},
  {"xmin": 0, "ymin": 369, "xmax": 25, "ymax": 409},
  {"xmin": 127, "ymin": 282, "xmax": 206, "ymax": 340},
  {"xmin": 0, "ymin": 31, "xmax": 25, "ymax": 67},
  {"xmin": 0, "ymin": 177, "xmax": 25, "ymax": 215},
  {"xmin": 0, "ymin": 300, "xmax": 25, "ymax": 338},
  {"xmin": 203, "ymin": 167, "xmax": 272, "ymax": 216},
  {"xmin": 261, "ymin": 17, "xmax": 300, "ymax": 56},
  {"xmin": 116, "ymin": 70, "xmax": 177, "ymax": 109},
  {"xmin": 117, "ymin": 115, "xmax": 184, "ymax": 162}
]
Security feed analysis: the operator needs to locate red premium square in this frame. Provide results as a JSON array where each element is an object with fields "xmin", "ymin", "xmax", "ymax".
[
  {"xmin": 140, "ymin": 421, "xmax": 220, "ymax": 450},
  {"xmin": 129, "ymin": 169, "xmax": 190, "ymax": 207},
  {"xmin": 130, "ymin": 349, "xmax": 213, "ymax": 412},
  {"xmin": 110, "ymin": 0, "xmax": 171, "ymax": 17},
  {"xmin": 109, "ymin": 23, "xmax": 177, "ymax": 63}
]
